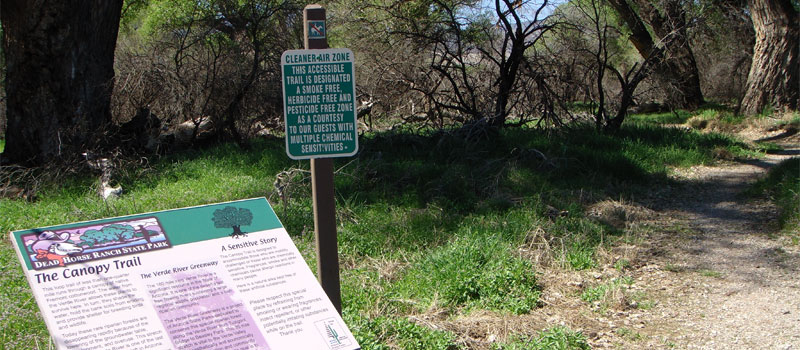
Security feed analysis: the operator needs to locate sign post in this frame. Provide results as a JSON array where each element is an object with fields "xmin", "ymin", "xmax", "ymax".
[{"xmin": 281, "ymin": 4, "xmax": 357, "ymax": 314}]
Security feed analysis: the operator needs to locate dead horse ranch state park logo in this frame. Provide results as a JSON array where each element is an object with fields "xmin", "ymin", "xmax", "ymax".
[{"xmin": 22, "ymin": 216, "xmax": 172, "ymax": 271}]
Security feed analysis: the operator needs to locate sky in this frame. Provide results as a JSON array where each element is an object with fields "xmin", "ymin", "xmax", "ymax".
[{"xmin": 476, "ymin": 0, "xmax": 567, "ymax": 20}]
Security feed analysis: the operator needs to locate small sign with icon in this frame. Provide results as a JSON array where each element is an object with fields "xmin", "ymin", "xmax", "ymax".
[{"xmin": 308, "ymin": 20, "xmax": 326, "ymax": 39}]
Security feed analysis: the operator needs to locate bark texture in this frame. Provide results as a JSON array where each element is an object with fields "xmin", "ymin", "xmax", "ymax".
[
  {"xmin": 1, "ymin": 0, "xmax": 123, "ymax": 166},
  {"xmin": 740, "ymin": 0, "xmax": 799, "ymax": 115}
]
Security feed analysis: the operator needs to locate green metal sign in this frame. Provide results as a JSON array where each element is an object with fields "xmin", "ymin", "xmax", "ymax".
[{"xmin": 281, "ymin": 48, "xmax": 358, "ymax": 160}]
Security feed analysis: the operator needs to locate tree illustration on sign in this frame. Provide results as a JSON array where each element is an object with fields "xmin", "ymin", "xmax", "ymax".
[
  {"xmin": 104, "ymin": 224, "xmax": 137, "ymax": 243},
  {"xmin": 137, "ymin": 225, "xmax": 152, "ymax": 243},
  {"xmin": 78, "ymin": 223, "xmax": 137, "ymax": 247},
  {"xmin": 80, "ymin": 229, "xmax": 106, "ymax": 247},
  {"xmin": 212, "ymin": 206, "xmax": 253, "ymax": 238}
]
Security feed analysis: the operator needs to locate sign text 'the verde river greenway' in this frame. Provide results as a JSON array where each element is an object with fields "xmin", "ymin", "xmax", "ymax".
[{"xmin": 281, "ymin": 48, "xmax": 358, "ymax": 159}]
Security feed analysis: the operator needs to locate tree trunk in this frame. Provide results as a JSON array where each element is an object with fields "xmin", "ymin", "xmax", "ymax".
[
  {"xmin": 491, "ymin": 45, "xmax": 524, "ymax": 127},
  {"xmin": 1, "ymin": 0, "xmax": 123, "ymax": 166},
  {"xmin": 631, "ymin": 0, "xmax": 703, "ymax": 109},
  {"xmin": 609, "ymin": 0, "xmax": 704, "ymax": 109},
  {"xmin": 230, "ymin": 225, "xmax": 244, "ymax": 237},
  {"xmin": 138, "ymin": 225, "xmax": 152, "ymax": 244},
  {"xmin": 740, "ymin": 0, "xmax": 799, "ymax": 115}
]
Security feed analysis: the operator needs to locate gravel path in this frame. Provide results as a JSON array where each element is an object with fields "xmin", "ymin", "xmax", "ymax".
[
  {"xmin": 626, "ymin": 138, "xmax": 800, "ymax": 349},
  {"xmin": 418, "ymin": 131, "xmax": 798, "ymax": 350}
]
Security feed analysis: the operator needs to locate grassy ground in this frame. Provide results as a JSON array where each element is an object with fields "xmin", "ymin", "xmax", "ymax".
[
  {"xmin": 748, "ymin": 157, "xmax": 800, "ymax": 243},
  {"xmin": 0, "ymin": 120, "xmax": 769, "ymax": 349}
]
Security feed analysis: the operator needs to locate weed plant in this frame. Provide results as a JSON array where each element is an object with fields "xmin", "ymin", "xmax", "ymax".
[{"xmin": 0, "ymin": 122, "xmax": 763, "ymax": 349}]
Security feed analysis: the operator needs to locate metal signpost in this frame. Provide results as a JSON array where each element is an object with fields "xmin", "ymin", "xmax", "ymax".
[{"xmin": 281, "ymin": 4, "xmax": 356, "ymax": 314}]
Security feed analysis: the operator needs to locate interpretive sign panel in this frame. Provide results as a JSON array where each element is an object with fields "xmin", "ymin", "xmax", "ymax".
[
  {"xmin": 281, "ymin": 48, "xmax": 358, "ymax": 159},
  {"xmin": 10, "ymin": 198, "xmax": 360, "ymax": 350}
]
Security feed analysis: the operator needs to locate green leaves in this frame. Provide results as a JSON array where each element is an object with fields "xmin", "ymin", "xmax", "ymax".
[{"xmin": 212, "ymin": 206, "xmax": 254, "ymax": 228}]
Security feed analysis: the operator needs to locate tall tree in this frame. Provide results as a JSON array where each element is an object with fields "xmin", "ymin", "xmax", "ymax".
[
  {"xmin": 560, "ymin": 0, "xmax": 660, "ymax": 131},
  {"xmin": 740, "ymin": 0, "xmax": 798, "ymax": 115},
  {"xmin": 121, "ymin": 0, "xmax": 295, "ymax": 145},
  {"xmin": 1, "ymin": 0, "xmax": 124, "ymax": 166},
  {"xmin": 378, "ymin": 0, "xmax": 554, "ymax": 127},
  {"xmin": 607, "ymin": 0, "xmax": 704, "ymax": 109},
  {"xmin": 488, "ymin": 0, "xmax": 555, "ymax": 127}
]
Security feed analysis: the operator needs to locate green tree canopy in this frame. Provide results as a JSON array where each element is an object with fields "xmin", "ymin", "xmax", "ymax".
[
  {"xmin": 213, "ymin": 206, "xmax": 253, "ymax": 237},
  {"xmin": 103, "ymin": 224, "xmax": 137, "ymax": 242}
]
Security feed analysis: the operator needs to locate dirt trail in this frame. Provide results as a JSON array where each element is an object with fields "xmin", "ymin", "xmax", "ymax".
[
  {"xmin": 611, "ymin": 137, "xmax": 800, "ymax": 349},
  {"xmin": 436, "ymin": 131, "xmax": 799, "ymax": 350}
]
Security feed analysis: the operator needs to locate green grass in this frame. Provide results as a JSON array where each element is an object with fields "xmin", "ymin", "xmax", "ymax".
[
  {"xmin": 0, "ymin": 138, "xmax": 5, "ymax": 153},
  {"xmin": 0, "ymin": 123, "xmax": 766, "ymax": 349},
  {"xmin": 698, "ymin": 269, "xmax": 724, "ymax": 278},
  {"xmin": 346, "ymin": 315, "xmax": 459, "ymax": 350},
  {"xmin": 690, "ymin": 108, "xmax": 747, "ymax": 126},
  {"xmin": 580, "ymin": 276, "xmax": 633, "ymax": 303},
  {"xmin": 663, "ymin": 262, "xmax": 684, "ymax": 272},
  {"xmin": 616, "ymin": 327, "xmax": 643, "ymax": 342},
  {"xmin": 393, "ymin": 232, "xmax": 541, "ymax": 314},
  {"xmin": 777, "ymin": 114, "xmax": 800, "ymax": 129},
  {"xmin": 492, "ymin": 326, "xmax": 591, "ymax": 350},
  {"xmin": 628, "ymin": 110, "xmax": 692, "ymax": 125},
  {"xmin": 630, "ymin": 291, "xmax": 656, "ymax": 310},
  {"xmin": 0, "ymin": 241, "xmax": 52, "ymax": 350},
  {"xmin": 628, "ymin": 104, "xmax": 762, "ymax": 132},
  {"xmin": 748, "ymin": 158, "xmax": 800, "ymax": 242}
]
